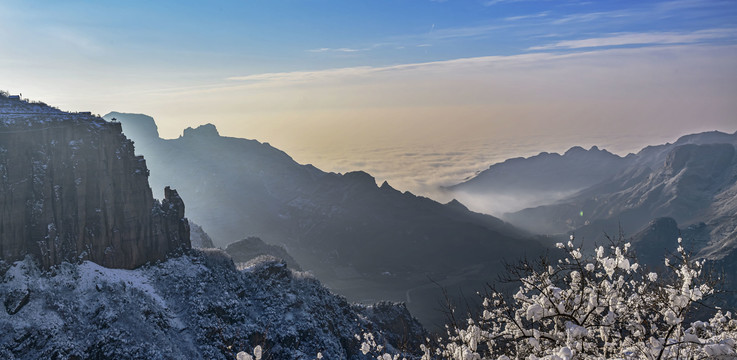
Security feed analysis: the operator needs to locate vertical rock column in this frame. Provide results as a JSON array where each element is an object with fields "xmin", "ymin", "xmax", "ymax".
[{"xmin": 0, "ymin": 115, "xmax": 190, "ymax": 269}]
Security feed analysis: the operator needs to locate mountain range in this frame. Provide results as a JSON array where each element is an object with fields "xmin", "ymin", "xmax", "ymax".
[
  {"xmin": 104, "ymin": 112, "xmax": 547, "ymax": 328},
  {"xmin": 2, "ymin": 92, "xmax": 735, "ymax": 358},
  {"xmin": 450, "ymin": 130, "xmax": 737, "ymax": 307},
  {"xmin": 0, "ymin": 93, "xmax": 424, "ymax": 359},
  {"xmin": 495, "ymin": 132, "xmax": 737, "ymax": 252},
  {"xmin": 106, "ymin": 110, "xmax": 737, "ymax": 322},
  {"xmin": 446, "ymin": 145, "xmax": 629, "ymax": 214}
]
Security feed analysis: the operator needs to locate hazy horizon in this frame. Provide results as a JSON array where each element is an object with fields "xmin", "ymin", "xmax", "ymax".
[{"xmin": 110, "ymin": 112, "xmax": 735, "ymax": 214}]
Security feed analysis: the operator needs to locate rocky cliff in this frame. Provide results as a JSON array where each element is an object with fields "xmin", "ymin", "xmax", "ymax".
[{"xmin": 0, "ymin": 94, "xmax": 189, "ymax": 269}]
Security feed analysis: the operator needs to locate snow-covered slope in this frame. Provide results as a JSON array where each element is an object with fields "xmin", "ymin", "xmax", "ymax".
[{"xmin": 0, "ymin": 251, "xmax": 425, "ymax": 359}]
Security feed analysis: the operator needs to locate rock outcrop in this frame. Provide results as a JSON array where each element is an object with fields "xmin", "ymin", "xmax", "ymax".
[
  {"xmin": 226, "ymin": 236, "xmax": 302, "ymax": 270},
  {"xmin": 189, "ymin": 222, "xmax": 215, "ymax": 249},
  {"xmin": 0, "ymin": 94, "xmax": 189, "ymax": 269},
  {"xmin": 0, "ymin": 251, "xmax": 427, "ymax": 359}
]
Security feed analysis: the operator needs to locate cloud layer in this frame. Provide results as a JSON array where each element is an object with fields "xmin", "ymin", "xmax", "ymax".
[{"xmin": 531, "ymin": 29, "xmax": 737, "ymax": 50}]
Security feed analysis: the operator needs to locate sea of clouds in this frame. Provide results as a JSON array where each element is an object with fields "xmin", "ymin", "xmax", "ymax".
[{"xmin": 282, "ymin": 130, "xmax": 682, "ymax": 216}]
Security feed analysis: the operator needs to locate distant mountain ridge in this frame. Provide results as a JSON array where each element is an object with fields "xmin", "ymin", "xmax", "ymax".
[
  {"xmin": 504, "ymin": 132, "xmax": 737, "ymax": 247},
  {"xmin": 450, "ymin": 145, "xmax": 628, "ymax": 193},
  {"xmin": 449, "ymin": 131, "xmax": 737, "ymax": 216},
  {"xmin": 449, "ymin": 129, "xmax": 737, "ymax": 272},
  {"xmin": 105, "ymin": 111, "xmax": 546, "ymax": 327},
  {"xmin": 448, "ymin": 129, "xmax": 737, "ymax": 308},
  {"xmin": 446, "ymin": 145, "xmax": 630, "ymax": 214}
]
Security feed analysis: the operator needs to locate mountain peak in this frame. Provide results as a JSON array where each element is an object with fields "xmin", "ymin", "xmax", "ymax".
[
  {"xmin": 445, "ymin": 199, "xmax": 469, "ymax": 211},
  {"xmin": 182, "ymin": 123, "xmax": 220, "ymax": 138},
  {"xmin": 563, "ymin": 146, "xmax": 587, "ymax": 156},
  {"xmin": 380, "ymin": 180, "xmax": 396, "ymax": 191},
  {"xmin": 343, "ymin": 170, "xmax": 377, "ymax": 186},
  {"xmin": 673, "ymin": 130, "xmax": 736, "ymax": 147}
]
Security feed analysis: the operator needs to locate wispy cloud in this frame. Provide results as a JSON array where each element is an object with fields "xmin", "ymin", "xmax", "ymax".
[
  {"xmin": 504, "ymin": 11, "xmax": 550, "ymax": 21},
  {"xmin": 530, "ymin": 28, "xmax": 737, "ymax": 50},
  {"xmin": 426, "ymin": 23, "xmax": 508, "ymax": 40},
  {"xmin": 37, "ymin": 26, "xmax": 102, "ymax": 54},
  {"xmin": 656, "ymin": 0, "xmax": 733, "ymax": 12},
  {"xmin": 228, "ymin": 66, "xmax": 377, "ymax": 83},
  {"xmin": 551, "ymin": 0, "xmax": 732, "ymax": 25},
  {"xmin": 227, "ymin": 52, "xmax": 562, "ymax": 85},
  {"xmin": 310, "ymin": 22, "xmax": 508, "ymax": 54},
  {"xmin": 223, "ymin": 41, "xmax": 737, "ymax": 91},
  {"xmin": 307, "ymin": 47, "xmax": 369, "ymax": 53},
  {"xmin": 551, "ymin": 10, "xmax": 632, "ymax": 24},
  {"xmin": 482, "ymin": 0, "xmax": 528, "ymax": 6}
]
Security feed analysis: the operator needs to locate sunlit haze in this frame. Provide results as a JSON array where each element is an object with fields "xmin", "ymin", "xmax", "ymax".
[{"xmin": 2, "ymin": 0, "xmax": 736, "ymax": 197}]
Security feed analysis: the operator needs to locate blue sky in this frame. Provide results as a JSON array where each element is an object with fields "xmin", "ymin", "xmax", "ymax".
[
  {"xmin": 1, "ymin": 1, "xmax": 736, "ymax": 196},
  {"xmin": 2, "ymin": 0, "xmax": 735, "ymax": 77}
]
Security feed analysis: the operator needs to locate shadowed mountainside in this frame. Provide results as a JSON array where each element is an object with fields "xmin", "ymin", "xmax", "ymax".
[
  {"xmin": 105, "ymin": 111, "xmax": 547, "ymax": 328},
  {"xmin": 505, "ymin": 135, "xmax": 737, "ymax": 252},
  {"xmin": 446, "ymin": 145, "xmax": 629, "ymax": 214}
]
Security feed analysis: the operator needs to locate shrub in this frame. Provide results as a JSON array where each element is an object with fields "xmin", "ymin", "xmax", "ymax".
[
  {"xmin": 363, "ymin": 237, "xmax": 736, "ymax": 360},
  {"xmin": 431, "ymin": 237, "xmax": 736, "ymax": 359}
]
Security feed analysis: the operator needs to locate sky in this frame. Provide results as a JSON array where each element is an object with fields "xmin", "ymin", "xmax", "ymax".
[{"xmin": 1, "ymin": 0, "xmax": 736, "ymax": 198}]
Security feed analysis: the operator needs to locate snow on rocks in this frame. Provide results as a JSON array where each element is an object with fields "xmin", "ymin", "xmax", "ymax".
[{"xmin": 0, "ymin": 250, "xmax": 425, "ymax": 359}]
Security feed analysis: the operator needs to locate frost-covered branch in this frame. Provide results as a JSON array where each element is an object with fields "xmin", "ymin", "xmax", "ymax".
[{"xmin": 366, "ymin": 236, "xmax": 737, "ymax": 360}]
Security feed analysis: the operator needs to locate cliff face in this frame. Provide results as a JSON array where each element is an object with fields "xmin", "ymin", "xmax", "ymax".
[{"xmin": 0, "ymin": 94, "xmax": 189, "ymax": 269}]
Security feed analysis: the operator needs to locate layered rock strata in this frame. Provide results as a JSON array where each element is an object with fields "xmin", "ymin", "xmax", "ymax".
[{"xmin": 0, "ymin": 94, "xmax": 189, "ymax": 269}]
